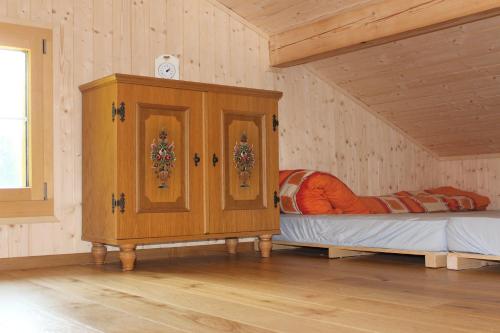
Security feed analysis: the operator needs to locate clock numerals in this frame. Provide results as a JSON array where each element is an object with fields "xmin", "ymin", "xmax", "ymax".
[
  {"xmin": 158, "ymin": 63, "xmax": 176, "ymax": 79},
  {"xmin": 155, "ymin": 55, "xmax": 179, "ymax": 80}
]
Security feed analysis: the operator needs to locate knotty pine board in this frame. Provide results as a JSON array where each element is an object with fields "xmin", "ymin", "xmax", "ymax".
[
  {"xmin": 0, "ymin": 0, "xmax": 436, "ymax": 258},
  {"xmin": 215, "ymin": 0, "xmax": 372, "ymax": 35},
  {"xmin": 308, "ymin": 15, "xmax": 500, "ymax": 157},
  {"xmin": 439, "ymin": 158, "xmax": 500, "ymax": 210},
  {"xmin": 276, "ymin": 66, "xmax": 437, "ymax": 195}
]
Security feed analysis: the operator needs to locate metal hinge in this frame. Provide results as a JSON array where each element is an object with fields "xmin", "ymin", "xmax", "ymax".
[
  {"xmin": 112, "ymin": 193, "xmax": 126, "ymax": 214},
  {"xmin": 43, "ymin": 182, "xmax": 48, "ymax": 200},
  {"xmin": 273, "ymin": 191, "xmax": 280, "ymax": 208},
  {"xmin": 42, "ymin": 39, "xmax": 47, "ymax": 54},
  {"xmin": 112, "ymin": 102, "xmax": 125, "ymax": 122},
  {"xmin": 272, "ymin": 114, "xmax": 279, "ymax": 132}
]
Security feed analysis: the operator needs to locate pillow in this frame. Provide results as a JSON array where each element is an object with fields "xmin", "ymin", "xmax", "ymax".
[
  {"xmin": 395, "ymin": 190, "xmax": 471, "ymax": 212},
  {"xmin": 279, "ymin": 170, "xmax": 369, "ymax": 215},
  {"xmin": 439, "ymin": 195, "xmax": 475, "ymax": 212},
  {"xmin": 397, "ymin": 187, "xmax": 487, "ymax": 212},
  {"xmin": 410, "ymin": 194, "xmax": 451, "ymax": 213},
  {"xmin": 361, "ymin": 193, "xmax": 450, "ymax": 214},
  {"xmin": 425, "ymin": 186, "xmax": 490, "ymax": 211}
]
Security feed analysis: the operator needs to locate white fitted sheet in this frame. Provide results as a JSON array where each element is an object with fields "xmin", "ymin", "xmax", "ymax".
[
  {"xmin": 276, "ymin": 214, "xmax": 449, "ymax": 252},
  {"xmin": 447, "ymin": 211, "xmax": 500, "ymax": 256}
]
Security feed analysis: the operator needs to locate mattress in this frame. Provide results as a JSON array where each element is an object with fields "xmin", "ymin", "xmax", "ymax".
[
  {"xmin": 447, "ymin": 211, "xmax": 500, "ymax": 256},
  {"xmin": 276, "ymin": 213, "xmax": 449, "ymax": 252}
]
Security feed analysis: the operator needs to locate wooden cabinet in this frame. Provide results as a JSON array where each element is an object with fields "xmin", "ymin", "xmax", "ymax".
[{"xmin": 80, "ymin": 74, "xmax": 282, "ymax": 270}]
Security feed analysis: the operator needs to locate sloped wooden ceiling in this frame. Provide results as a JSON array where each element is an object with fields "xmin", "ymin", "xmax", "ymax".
[
  {"xmin": 216, "ymin": 0, "xmax": 500, "ymax": 157},
  {"xmin": 214, "ymin": 0, "xmax": 372, "ymax": 34},
  {"xmin": 309, "ymin": 15, "xmax": 500, "ymax": 157}
]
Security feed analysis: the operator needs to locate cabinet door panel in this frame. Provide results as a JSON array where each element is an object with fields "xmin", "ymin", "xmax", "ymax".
[
  {"xmin": 224, "ymin": 113, "xmax": 265, "ymax": 210},
  {"xmin": 208, "ymin": 93, "xmax": 279, "ymax": 234},
  {"xmin": 137, "ymin": 104, "xmax": 188, "ymax": 212},
  {"xmin": 117, "ymin": 84, "xmax": 205, "ymax": 240}
]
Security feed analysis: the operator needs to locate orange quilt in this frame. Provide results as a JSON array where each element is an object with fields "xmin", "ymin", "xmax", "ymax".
[
  {"xmin": 279, "ymin": 170, "xmax": 369, "ymax": 215},
  {"xmin": 279, "ymin": 170, "xmax": 490, "ymax": 215}
]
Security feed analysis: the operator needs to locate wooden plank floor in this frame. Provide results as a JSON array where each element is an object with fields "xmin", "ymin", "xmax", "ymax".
[{"xmin": 1, "ymin": 248, "xmax": 500, "ymax": 333}]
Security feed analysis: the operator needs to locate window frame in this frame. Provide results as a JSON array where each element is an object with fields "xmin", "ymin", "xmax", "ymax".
[{"xmin": 0, "ymin": 22, "xmax": 53, "ymax": 218}]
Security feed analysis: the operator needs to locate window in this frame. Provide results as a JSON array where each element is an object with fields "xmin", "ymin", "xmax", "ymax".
[
  {"xmin": 0, "ymin": 49, "xmax": 28, "ymax": 188},
  {"xmin": 0, "ymin": 22, "xmax": 53, "ymax": 218}
]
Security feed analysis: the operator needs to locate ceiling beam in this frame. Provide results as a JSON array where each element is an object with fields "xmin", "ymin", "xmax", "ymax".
[{"xmin": 270, "ymin": 0, "xmax": 500, "ymax": 67}]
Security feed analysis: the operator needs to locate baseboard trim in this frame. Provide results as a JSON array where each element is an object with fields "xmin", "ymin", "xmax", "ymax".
[{"xmin": 0, "ymin": 242, "xmax": 254, "ymax": 271}]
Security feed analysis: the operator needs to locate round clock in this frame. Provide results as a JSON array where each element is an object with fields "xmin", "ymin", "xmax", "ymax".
[
  {"xmin": 155, "ymin": 54, "xmax": 180, "ymax": 80},
  {"xmin": 158, "ymin": 62, "xmax": 176, "ymax": 79}
]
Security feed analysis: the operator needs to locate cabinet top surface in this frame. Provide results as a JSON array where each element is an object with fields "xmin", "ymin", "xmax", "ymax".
[{"xmin": 79, "ymin": 73, "xmax": 283, "ymax": 99}]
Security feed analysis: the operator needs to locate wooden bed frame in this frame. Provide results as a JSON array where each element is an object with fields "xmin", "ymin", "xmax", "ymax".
[
  {"xmin": 447, "ymin": 252, "xmax": 500, "ymax": 270},
  {"xmin": 262, "ymin": 239, "xmax": 448, "ymax": 268}
]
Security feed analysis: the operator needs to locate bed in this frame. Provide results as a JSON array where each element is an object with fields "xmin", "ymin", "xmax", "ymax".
[
  {"xmin": 273, "ymin": 213, "xmax": 449, "ymax": 268},
  {"xmin": 275, "ymin": 169, "xmax": 497, "ymax": 270},
  {"xmin": 273, "ymin": 211, "xmax": 500, "ymax": 270},
  {"xmin": 275, "ymin": 213, "xmax": 448, "ymax": 251},
  {"xmin": 446, "ymin": 211, "xmax": 500, "ymax": 270}
]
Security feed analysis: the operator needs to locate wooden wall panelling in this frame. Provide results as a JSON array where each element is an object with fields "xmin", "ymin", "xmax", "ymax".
[
  {"xmin": 93, "ymin": 0, "xmax": 113, "ymax": 78},
  {"xmin": 150, "ymin": 0, "xmax": 168, "ymax": 76},
  {"xmin": 53, "ymin": 0, "xmax": 81, "ymax": 255},
  {"xmin": 258, "ymin": 34, "xmax": 275, "ymax": 90},
  {"xmin": 7, "ymin": 0, "xmax": 29, "ymax": 19},
  {"xmin": 166, "ymin": 0, "xmax": 183, "ymax": 75},
  {"xmin": 199, "ymin": 0, "xmax": 215, "ymax": 83},
  {"xmin": 244, "ymin": 26, "xmax": 260, "ymax": 88},
  {"xmin": 112, "ymin": 0, "xmax": 132, "ymax": 74},
  {"xmin": 438, "ymin": 157, "xmax": 500, "ymax": 210},
  {"xmin": 183, "ymin": 0, "xmax": 200, "ymax": 81},
  {"xmin": 30, "ymin": 0, "xmax": 52, "ymax": 25},
  {"xmin": 131, "ymin": 0, "xmax": 149, "ymax": 76},
  {"xmin": 7, "ymin": 225, "xmax": 29, "ymax": 257},
  {"xmin": 275, "ymin": 66, "xmax": 438, "ymax": 196},
  {"xmin": 229, "ymin": 17, "xmax": 244, "ymax": 86},
  {"xmin": 213, "ymin": 6, "xmax": 230, "ymax": 84},
  {"xmin": 0, "ymin": 0, "xmax": 439, "ymax": 258},
  {"xmin": 73, "ymin": 0, "xmax": 93, "ymax": 254},
  {"xmin": 0, "ymin": 225, "xmax": 8, "ymax": 257}
]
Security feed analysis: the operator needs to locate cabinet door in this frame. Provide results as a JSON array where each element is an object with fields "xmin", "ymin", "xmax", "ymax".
[
  {"xmin": 116, "ymin": 84, "xmax": 205, "ymax": 240},
  {"xmin": 207, "ymin": 93, "xmax": 280, "ymax": 234}
]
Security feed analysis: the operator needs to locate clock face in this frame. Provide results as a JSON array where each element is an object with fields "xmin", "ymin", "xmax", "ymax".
[{"xmin": 158, "ymin": 62, "xmax": 176, "ymax": 79}]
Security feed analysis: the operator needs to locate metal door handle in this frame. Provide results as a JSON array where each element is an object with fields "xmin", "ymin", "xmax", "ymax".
[
  {"xmin": 193, "ymin": 153, "xmax": 201, "ymax": 166},
  {"xmin": 274, "ymin": 191, "xmax": 280, "ymax": 208}
]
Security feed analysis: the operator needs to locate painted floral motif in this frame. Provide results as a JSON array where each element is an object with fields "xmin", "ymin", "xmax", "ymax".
[
  {"xmin": 233, "ymin": 132, "xmax": 255, "ymax": 188},
  {"xmin": 151, "ymin": 129, "xmax": 176, "ymax": 188}
]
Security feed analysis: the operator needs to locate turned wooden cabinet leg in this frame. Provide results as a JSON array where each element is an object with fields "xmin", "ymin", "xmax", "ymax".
[
  {"xmin": 258, "ymin": 234, "xmax": 272, "ymax": 258},
  {"xmin": 225, "ymin": 238, "xmax": 238, "ymax": 254},
  {"xmin": 119, "ymin": 244, "xmax": 136, "ymax": 271},
  {"xmin": 91, "ymin": 242, "xmax": 107, "ymax": 265}
]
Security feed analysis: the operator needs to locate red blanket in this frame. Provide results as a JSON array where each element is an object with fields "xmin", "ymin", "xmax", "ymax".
[
  {"xmin": 279, "ymin": 170, "xmax": 490, "ymax": 215},
  {"xmin": 361, "ymin": 187, "xmax": 490, "ymax": 214}
]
